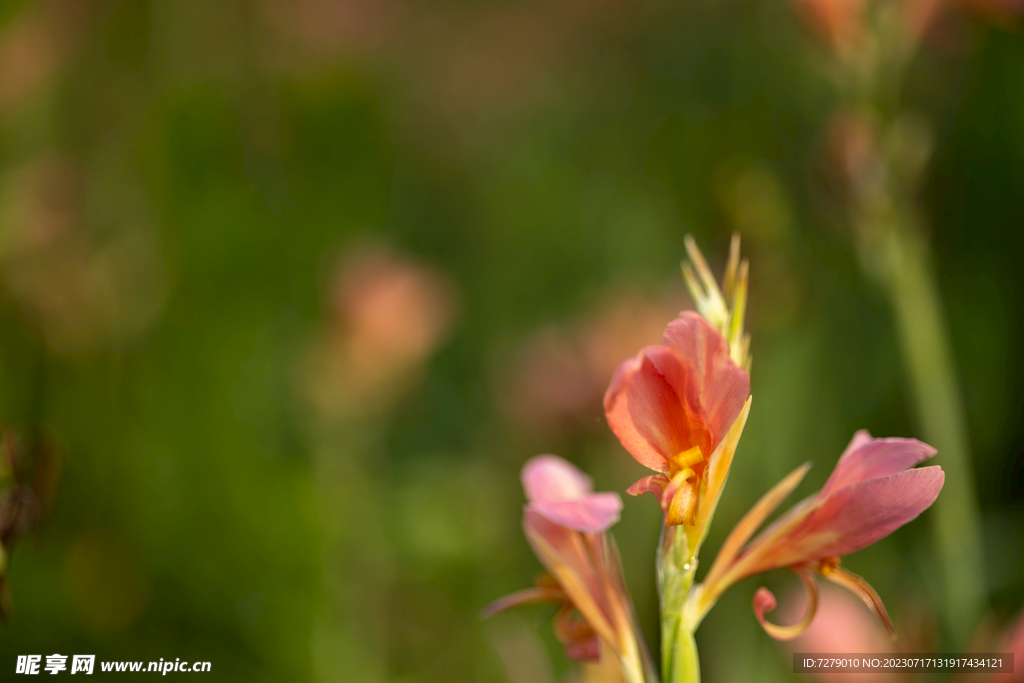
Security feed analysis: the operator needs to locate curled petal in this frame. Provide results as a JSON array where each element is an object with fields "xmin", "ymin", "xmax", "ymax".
[
  {"xmin": 752, "ymin": 566, "xmax": 820, "ymax": 641},
  {"xmin": 626, "ymin": 474, "xmax": 670, "ymax": 500},
  {"xmin": 818, "ymin": 560, "xmax": 895, "ymax": 640},
  {"xmin": 822, "ymin": 435, "xmax": 937, "ymax": 497},
  {"xmin": 787, "ymin": 584, "xmax": 897, "ymax": 656},
  {"xmin": 480, "ymin": 585, "xmax": 566, "ymax": 618}
]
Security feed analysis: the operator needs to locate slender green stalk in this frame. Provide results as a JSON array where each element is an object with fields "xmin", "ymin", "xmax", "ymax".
[
  {"xmin": 825, "ymin": 8, "xmax": 988, "ymax": 643},
  {"xmin": 658, "ymin": 525, "xmax": 701, "ymax": 683},
  {"xmin": 666, "ymin": 625, "xmax": 699, "ymax": 683},
  {"xmin": 858, "ymin": 223, "xmax": 986, "ymax": 644}
]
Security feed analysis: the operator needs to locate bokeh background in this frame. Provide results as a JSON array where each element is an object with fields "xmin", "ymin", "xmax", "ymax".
[{"xmin": 0, "ymin": 0, "xmax": 1021, "ymax": 681}]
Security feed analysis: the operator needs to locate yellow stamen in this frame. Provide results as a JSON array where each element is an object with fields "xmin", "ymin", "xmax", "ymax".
[
  {"xmin": 670, "ymin": 446, "xmax": 703, "ymax": 474},
  {"xmin": 667, "ymin": 478, "xmax": 699, "ymax": 526},
  {"xmin": 664, "ymin": 466, "xmax": 701, "ymax": 526},
  {"xmin": 664, "ymin": 448, "xmax": 705, "ymax": 526}
]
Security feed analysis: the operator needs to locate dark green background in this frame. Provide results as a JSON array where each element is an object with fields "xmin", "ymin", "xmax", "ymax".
[{"xmin": 0, "ymin": 1, "xmax": 1021, "ymax": 681}]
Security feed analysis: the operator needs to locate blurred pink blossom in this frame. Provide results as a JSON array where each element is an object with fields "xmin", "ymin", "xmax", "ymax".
[
  {"xmin": 0, "ymin": 0, "xmax": 87, "ymax": 115},
  {"xmin": 499, "ymin": 288, "xmax": 684, "ymax": 433},
  {"xmin": 788, "ymin": 0, "xmax": 1021, "ymax": 56},
  {"xmin": 297, "ymin": 243, "xmax": 458, "ymax": 417},
  {"xmin": 259, "ymin": 0, "xmax": 406, "ymax": 62},
  {"xmin": 0, "ymin": 152, "xmax": 165, "ymax": 353},
  {"xmin": 786, "ymin": 584, "xmax": 901, "ymax": 683},
  {"xmin": 332, "ymin": 244, "xmax": 457, "ymax": 369},
  {"xmin": 963, "ymin": 608, "xmax": 1024, "ymax": 683},
  {"xmin": 789, "ymin": 0, "xmax": 867, "ymax": 53}
]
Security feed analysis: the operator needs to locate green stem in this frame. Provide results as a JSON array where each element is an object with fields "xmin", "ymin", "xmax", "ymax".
[
  {"xmin": 667, "ymin": 627, "xmax": 700, "ymax": 683},
  {"xmin": 835, "ymin": 21, "xmax": 987, "ymax": 643},
  {"xmin": 865, "ymin": 226, "xmax": 986, "ymax": 644},
  {"xmin": 658, "ymin": 525, "xmax": 701, "ymax": 683}
]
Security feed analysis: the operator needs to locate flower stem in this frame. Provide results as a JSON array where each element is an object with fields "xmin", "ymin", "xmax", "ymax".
[
  {"xmin": 667, "ymin": 626, "xmax": 699, "ymax": 683},
  {"xmin": 859, "ymin": 222, "xmax": 986, "ymax": 644},
  {"xmin": 658, "ymin": 525, "xmax": 701, "ymax": 683}
]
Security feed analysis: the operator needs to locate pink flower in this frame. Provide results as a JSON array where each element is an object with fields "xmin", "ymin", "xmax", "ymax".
[
  {"xmin": 483, "ymin": 456, "xmax": 651, "ymax": 683},
  {"xmin": 696, "ymin": 431, "xmax": 944, "ymax": 640},
  {"xmin": 521, "ymin": 455, "xmax": 623, "ymax": 533},
  {"xmin": 603, "ymin": 311, "xmax": 750, "ymax": 539}
]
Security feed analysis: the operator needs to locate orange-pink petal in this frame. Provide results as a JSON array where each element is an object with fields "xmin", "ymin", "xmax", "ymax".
[
  {"xmin": 603, "ymin": 313, "xmax": 749, "ymax": 477},
  {"xmin": 662, "ymin": 312, "xmax": 750, "ymax": 444},
  {"xmin": 699, "ymin": 432, "xmax": 944, "ymax": 638},
  {"xmin": 603, "ymin": 350, "xmax": 686, "ymax": 473},
  {"xmin": 626, "ymin": 474, "xmax": 670, "ymax": 500}
]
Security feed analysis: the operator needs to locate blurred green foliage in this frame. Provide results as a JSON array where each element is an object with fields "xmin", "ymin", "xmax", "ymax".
[{"xmin": 0, "ymin": 0, "xmax": 1021, "ymax": 681}]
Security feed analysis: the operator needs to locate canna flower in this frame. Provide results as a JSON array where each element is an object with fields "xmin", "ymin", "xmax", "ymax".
[
  {"xmin": 603, "ymin": 310, "xmax": 750, "ymax": 544},
  {"xmin": 483, "ymin": 456, "xmax": 653, "ymax": 683},
  {"xmin": 693, "ymin": 431, "xmax": 944, "ymax": 640},
  {"xmin": 603, "ymin": 236, "xmax": 752, "ymax": 553}
]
